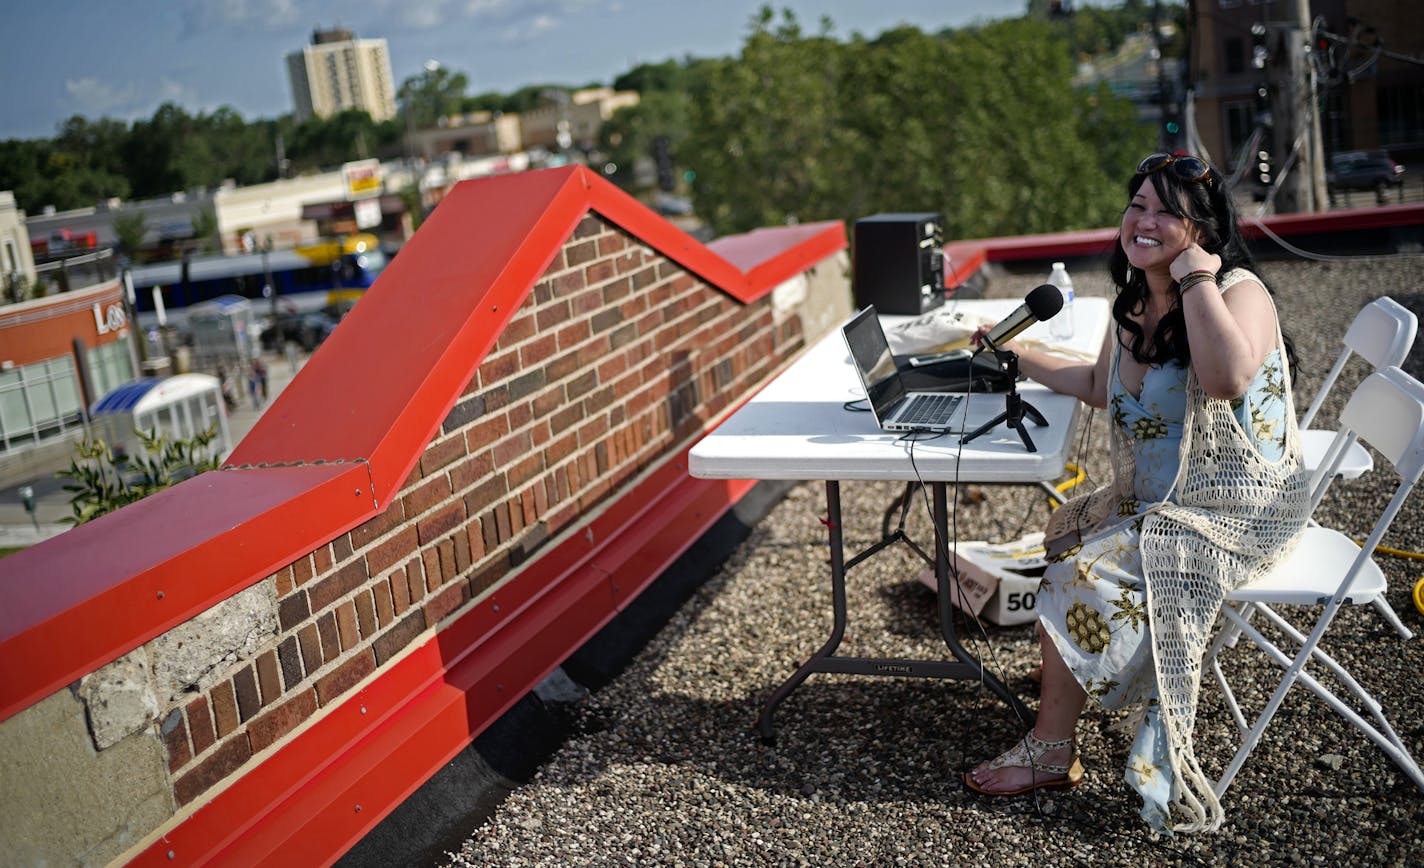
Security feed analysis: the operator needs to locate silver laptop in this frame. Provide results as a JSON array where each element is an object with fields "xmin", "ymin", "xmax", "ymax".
[{"xmin": 842, "ymin": 306, "xmax": 963, "ymax": 432}]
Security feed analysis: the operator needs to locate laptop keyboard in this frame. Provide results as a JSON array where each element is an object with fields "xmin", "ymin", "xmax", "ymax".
[{"xmin": 898, "ymin": 394, "xmax": 962, "ymax": 427}]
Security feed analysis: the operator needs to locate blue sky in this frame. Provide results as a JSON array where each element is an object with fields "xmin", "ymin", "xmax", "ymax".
[{"xmin": 1, "ymin": 1, "xmax": 1021, "ymax": 140}]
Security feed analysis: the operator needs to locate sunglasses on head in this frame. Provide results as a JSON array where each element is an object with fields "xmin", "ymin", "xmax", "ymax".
[{"xmin": 1136, "ymin": 153, "xmax": 1213, "ymax": 186}]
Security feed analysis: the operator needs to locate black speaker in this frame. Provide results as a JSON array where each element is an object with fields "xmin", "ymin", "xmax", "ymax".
[{"xmin": 853, "ymin": 213, "xmax": 945, "ymax": 315}]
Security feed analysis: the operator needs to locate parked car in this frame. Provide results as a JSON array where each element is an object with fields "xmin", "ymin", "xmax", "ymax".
[
  {"xmin": 260, "ymin": 301, "xmax": 355, "ymax": 352},
  {"xmin": 1327, "ymin": 150, "xmax": 1406, "ymax": 200}
]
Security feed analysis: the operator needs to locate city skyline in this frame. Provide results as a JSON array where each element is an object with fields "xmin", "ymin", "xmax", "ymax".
[{"xmin": 2, "ymin": 1, "xmax": 1019, "ymax": 141}]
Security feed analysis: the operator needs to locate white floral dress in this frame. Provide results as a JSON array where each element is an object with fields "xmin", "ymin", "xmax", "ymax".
[{"xmin": 1036, "ymin": 340, "xmax": 1289, "ymax": 830}]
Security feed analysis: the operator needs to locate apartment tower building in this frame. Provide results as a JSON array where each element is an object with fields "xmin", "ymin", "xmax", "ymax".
[{"xmin": 286, "ymin": 28, "xmax": 397, "ymax": 123}]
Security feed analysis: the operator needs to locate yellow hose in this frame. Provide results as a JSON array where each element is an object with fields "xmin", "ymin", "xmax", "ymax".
[
  {"xmin": 1349, "ymin": 541, "xmax": 1424, "ymax": 618},
  {"xmin": 1047, "ymin": 463, "xmax": 1087, "ymax": 510}
]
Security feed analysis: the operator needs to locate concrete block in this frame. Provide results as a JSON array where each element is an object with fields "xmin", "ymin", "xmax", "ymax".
[
  {"xmin": 0, "ymin": 688, "xmax": 174, "ymax": 865},
  {"xmin": 77, "ymin": 648, "xmax": 160, "ymax": 750},
  {"xmin": 148, "ymin": 578, "xmax": 279, "ymax": 700}
]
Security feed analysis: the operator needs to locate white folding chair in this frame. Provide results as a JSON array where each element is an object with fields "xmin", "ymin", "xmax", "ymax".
[
  {"xmin": 1297, "ymin": 297, "xmax": 1417, "ymax": 639},
  {"xmin": 1205, "ymin": 366, "xmax": 1424, "ymax": 799},
  {"xmin": 1298, "ymin": 296, "xmax": 1417, "ymax": 481}
]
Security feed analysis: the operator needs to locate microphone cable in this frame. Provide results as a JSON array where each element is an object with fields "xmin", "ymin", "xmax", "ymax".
[{"xmin": 897, "ymin": 392, "xmax": 1037, "ymax": 739}]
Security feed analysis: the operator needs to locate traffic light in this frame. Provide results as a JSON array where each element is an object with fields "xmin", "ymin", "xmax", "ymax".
[
  {"xmin": 1251, "ymin": 22, "xmax": 1268, "ymax": 69},
  {"xmin": 1256, "ymin": 148, "xmax": 1273, "ymax": 187},
  {"xmin": 652, "ymin": 135, "xmax": 674, "ymax": 192},
  {"xmin": 1254, "ymin": 84, "xmax": 1273, "ymax": 128}
]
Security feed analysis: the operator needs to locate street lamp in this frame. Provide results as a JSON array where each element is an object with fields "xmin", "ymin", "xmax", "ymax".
[{"xmin": 19, "ymin": 485, "xmax": 39, "ymax": 532}]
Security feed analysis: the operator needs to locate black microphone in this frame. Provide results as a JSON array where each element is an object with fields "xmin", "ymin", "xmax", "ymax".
[{"xmin": 976, "ymin": 284, "xmax": 1064, "ymax": 353}]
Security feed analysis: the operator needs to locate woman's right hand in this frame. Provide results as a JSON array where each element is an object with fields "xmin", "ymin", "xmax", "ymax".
[{"xmin": 970, "ymin": 324, "xmax": 992, "ymax": 349}]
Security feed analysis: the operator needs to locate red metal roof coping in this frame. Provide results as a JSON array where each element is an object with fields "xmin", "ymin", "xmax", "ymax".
[
  {"xmin": 943, "ymin": 203, "xmax": 1424, "ymax": 287},
  {"xmin": 0, "ymin": 164, "xmax": 847, "ymax": 725},
  {"xmin": 0, "ymin": 463, "xmax": 370, "ymax": 722}
]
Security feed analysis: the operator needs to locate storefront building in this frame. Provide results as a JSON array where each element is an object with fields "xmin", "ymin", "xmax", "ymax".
[{"xmin": 0, "ymin": 278, "xmax": 138, "ymax": 460}]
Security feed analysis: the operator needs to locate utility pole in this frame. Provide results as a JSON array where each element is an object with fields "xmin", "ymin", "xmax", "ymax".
[
  {"xmin": 1268, "ymin": 0, "xmax": 1328, "ymax": 212},
  {"xmin": 1298, "ymin": 0, "xmax": 1328, "ymax": 210}
]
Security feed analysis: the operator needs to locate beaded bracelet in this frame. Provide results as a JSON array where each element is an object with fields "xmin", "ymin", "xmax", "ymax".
[{"xmin": 1177, "ymin": 271, "xmax": 1217, "ymax": 294}]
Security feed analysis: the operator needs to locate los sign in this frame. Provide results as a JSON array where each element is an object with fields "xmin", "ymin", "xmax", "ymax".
[{"xmin": 93, "ymin": 302, "xmax": 127, "ymax": 335}]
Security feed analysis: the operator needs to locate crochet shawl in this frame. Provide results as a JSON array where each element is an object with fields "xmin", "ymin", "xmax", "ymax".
[{"xmin": 1045, "ymin": 269, "xmax": 1312, "ymax": 832}]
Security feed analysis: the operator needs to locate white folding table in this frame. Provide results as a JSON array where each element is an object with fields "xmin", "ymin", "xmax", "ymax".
[{"xmin": 689, "ymin": 297, "xmax": 1110, "ymax": 741}]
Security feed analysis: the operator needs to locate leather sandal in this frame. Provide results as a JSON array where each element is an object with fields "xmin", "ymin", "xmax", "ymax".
[{"xmin": 963, "ymin": 731, "xmax": 1085, "ymax": 796}]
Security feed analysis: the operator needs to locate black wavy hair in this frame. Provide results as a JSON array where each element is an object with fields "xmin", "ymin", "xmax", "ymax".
[{"xmin": 1107, "ymin": 161, "xmax": 1297, "ymax": 379}]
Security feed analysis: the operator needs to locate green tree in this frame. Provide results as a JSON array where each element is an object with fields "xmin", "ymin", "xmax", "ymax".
[
  {"xmin": 111, "ymin": 211, "xmax": 148, "ymax": 260},
  {"xmin": 683, "ymin": 7, "xmax": 849, "ymax": 234},
  {"xmin": 285, "ymin": 109, "xmax": 388, "ymax": 172},
  {"xmin": 190, "ymin": 205, "xmax": 220, "ymax": 253},
  {"xmin": 0, "ymin": 138, "xmax": 53, "ymax": 212},
  {"xmin": 599, "ymin": 90, "xmax": 691, "ymax": 190},
  {"xmin": 399, "ymin": 65, "xmax": 470, "ymax": 128},
  {"xmin": 0, "ymin": 118, "xmax": 131, "ymax": 212},
  {"xmin": 123, "ymin": 103, "xmax": 192, "ymax": 196},
  {"xmin": 684, "ymin": 7, "xmax": 1153, "ymax": 239},
  {"xmin": 937, "ymin": 17, "xmax": 1148, "ymax": 239},
  {"xmin": 833, "ymin": 26, "xmax": 958, "ymax": 220}
]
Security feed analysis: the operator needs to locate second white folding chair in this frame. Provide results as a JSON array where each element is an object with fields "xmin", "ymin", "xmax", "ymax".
[
  {"xmin": 1298, "ymin": 296, "xmax": 1417, "ymax": 481},
  {"xmin": 1205, "ymin": 366, "xmax": 1424, "ymax": 799}
]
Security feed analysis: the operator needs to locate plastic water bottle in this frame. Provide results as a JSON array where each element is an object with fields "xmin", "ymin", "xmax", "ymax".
[{"xmin": 1048, "ymin": 261, "xmax": 1075, "ymax": 340}]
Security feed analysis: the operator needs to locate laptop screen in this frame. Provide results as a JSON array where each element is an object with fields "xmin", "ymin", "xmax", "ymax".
[{"xmin": 842, "ymin": 306, "xmax": 906, "ymax": 420}]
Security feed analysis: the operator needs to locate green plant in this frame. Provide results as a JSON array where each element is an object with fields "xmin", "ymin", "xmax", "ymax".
[
  {"xmin": 112, "ymin": 211, "xmax": 149, "ymax": 259},
  {"xmin": 3, "ymin": 272, "xmax": 32, "ymax": 304},
  {"xmin": 58, "ymin": 426, "xmax": 222, "ymax": 525}
]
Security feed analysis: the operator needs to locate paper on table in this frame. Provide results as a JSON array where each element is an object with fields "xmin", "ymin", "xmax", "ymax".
[
  {"xmin": 883, "ymin": 307, "xmax": 994, "ymax": 355},
  {"xmin": 883, "ymin": 306, "xmax": 1097, "ymax": 362}
]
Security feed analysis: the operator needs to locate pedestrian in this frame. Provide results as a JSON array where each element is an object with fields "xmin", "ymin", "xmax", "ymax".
[
  {"xmin": 247, "ymin": 359, "xmax": 262, "ymax": 410},
  {"xmin": 216, "ymin": 365, "xmax": 236, "ymax": 411},
  {"xmin": 964, "ymin": 153, "xmax": 1311, "ymax": 834},
  {"xmin": 254, "ymin": 356, "xmax": 269, "ymax": 401}
]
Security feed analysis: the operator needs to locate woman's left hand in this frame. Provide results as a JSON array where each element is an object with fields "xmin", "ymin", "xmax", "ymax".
[{"xmin": 1169, "ymin": 243, "xmax": 1221, "ymax": 284}]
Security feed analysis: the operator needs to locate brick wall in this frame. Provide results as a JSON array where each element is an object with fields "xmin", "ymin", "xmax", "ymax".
[{"xmin": 156, "ymin": 213, "xmax": 806, "ymax": 807}]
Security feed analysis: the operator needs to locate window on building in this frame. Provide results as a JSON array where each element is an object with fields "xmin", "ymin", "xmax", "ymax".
[
  {"xmin": 0, "ymin": 355, "xmax": 84, "ymax": 453},
  {"xmin": 1223, "ymin": 100, "xmax": 1255, "ymax": 171},
  {"xmin": 1379, "ymin": 85, "xmax": 1424, "ymax": 147},
  {"xmin": 87, "ymin": 338, "xmax": 136, "ymax": 403},
  {"xmin": 1224, "ymin": 37, "xmax": 1245, "ymax": 75}
]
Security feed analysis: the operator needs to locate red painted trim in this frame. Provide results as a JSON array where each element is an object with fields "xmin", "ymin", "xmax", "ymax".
[
  {"xmin": 0, "ymin": 167, "xmax": 844, "ymax": 729},
  {"xmin": 124, "ymin": 359, "xmax": 788, "ymax": 866},
  {"xmin": 0, "ymin": 464, "xmax": 370, "ymax": 724},
  {"xmin": 713, "ymin": 222, "xmax": 848, "ymax": 296},
  {"xmin": 584, "ymin": 168, "xmax": 752, "ymax": 298},
  {"xmin": 1237, "ymin": 202, "xmax": 1424, "ymax": 237},
  {"xmin": 943, "ymin": 204, "xmax": 1424, "ymax": 284},
  {"xmin": 127, "ymin": 443, "xmax": 757, "ymax": 866}
]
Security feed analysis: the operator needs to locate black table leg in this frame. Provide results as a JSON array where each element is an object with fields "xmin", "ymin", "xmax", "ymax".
[
  {"xmin": 757, "ymin": 479, "xmax": 1035, "ymax": 745},
  {"xmin": 930, "ymin": 481, "xmax": 1036, "ymax": 725}
]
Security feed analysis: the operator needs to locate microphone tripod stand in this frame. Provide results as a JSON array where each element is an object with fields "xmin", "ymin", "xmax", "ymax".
[{"xmin": 960, "ymin": 341, "xmax": 1047, "ymax": 453}]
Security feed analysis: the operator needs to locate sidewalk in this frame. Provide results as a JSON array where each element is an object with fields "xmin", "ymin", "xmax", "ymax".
[{"xmin": 0, "ymin": 349, "xmax": 309, "ymax": 549}]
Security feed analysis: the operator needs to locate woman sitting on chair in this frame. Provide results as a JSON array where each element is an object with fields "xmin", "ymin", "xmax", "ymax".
[{"xmin": 965, "ymin": 153, "xmax": 1313, "ymax": 833}]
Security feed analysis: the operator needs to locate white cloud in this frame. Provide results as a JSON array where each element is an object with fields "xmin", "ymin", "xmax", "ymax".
[
  {"xmin": 463, "ymin": 0, "xmax": 515, "ymax": 17},
  {"xmin": 391, "ymin": 0, "xmax": 454, "ymax": 30},
  {"xmin": 462, "ymin": 0, "xmax": 612, "ymax": 44},
  {"xmin": 375, "ymin": 0, "xmax": 615, "ymax": 36},
  {"xmin": 61, "ymin": 75, "xmax": 207, "ymax": 123},
  {"xmin": 157, "ymin": 77, "xmax": 200, "ymax": 106},
  {"xmin": 63, "ymin": 77, "xmax": 141, "ymax": 114},
  {"xmin": 181, "ymin": 0, "xmax": 302, "ymax": 36}
]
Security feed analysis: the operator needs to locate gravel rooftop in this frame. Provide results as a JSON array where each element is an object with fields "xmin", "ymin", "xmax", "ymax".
[{"xmin": 446, "ymin": 252, "xmax": 1424, "ymax": 866}]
